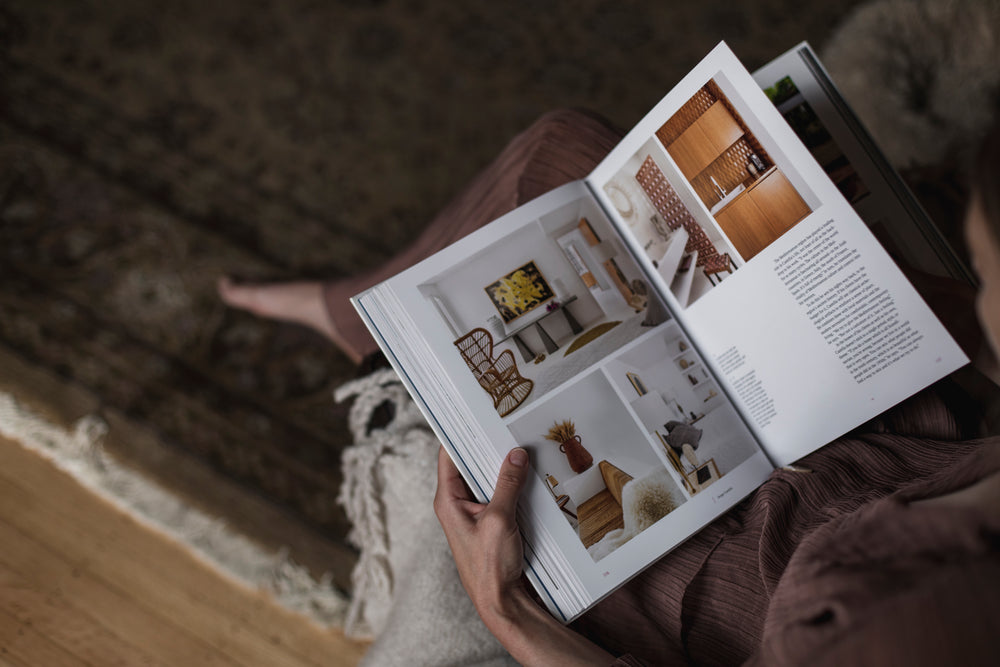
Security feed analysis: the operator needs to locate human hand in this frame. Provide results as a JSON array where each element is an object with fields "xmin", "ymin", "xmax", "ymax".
[
  {"xmin": 434, "ymin": 445, "xmax": 530, "ymax": 623},
  {"xmin": 434, "ymin": 446, "xmax": 616, "ymax": 666}
]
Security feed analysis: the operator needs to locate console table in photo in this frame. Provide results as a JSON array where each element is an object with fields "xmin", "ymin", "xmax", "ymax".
[{"xmin": 498, "ymin": 295, "xmax": 583, "ymax": 362}]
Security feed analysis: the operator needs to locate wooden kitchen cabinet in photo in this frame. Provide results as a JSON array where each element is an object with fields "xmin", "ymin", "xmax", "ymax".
[
  {"xmin": 667, "ymin": 102, "xmax": 743, "ymax": 180},
  {"xmin": 714, "ymin": 168, "xmax": 810, "ymax": 261}
]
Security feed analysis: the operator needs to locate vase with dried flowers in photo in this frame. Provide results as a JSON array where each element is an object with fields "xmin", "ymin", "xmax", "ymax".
[{"xmin": 544, "ymin": 419, "xmax": 593, "ymax": 473}]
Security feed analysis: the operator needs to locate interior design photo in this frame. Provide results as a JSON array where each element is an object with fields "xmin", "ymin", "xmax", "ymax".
[
  {"xmin": 506, "ymin": 321, "xmax": 759, "ymax": 562},
  {"xmin": 506, "ymin": 370, "xmax": 685, "ymax": 562},
  {"xmin": 604, "ymin": 326, "xmax": 759, "ymax": 503},
  {"xmin": 419, "ymin": 195, "xmax": 671, "ymax": 418},
  {"xmin": 655, "ymin": 76, "xmax": 817, "ymax": 262},
  {"xmin": 602, "ymin": 74, "xmax": 823, "ymax": 309},
  {"xmin": 603, "ymin": 140, "xmax": 743, "ymax": 308}
]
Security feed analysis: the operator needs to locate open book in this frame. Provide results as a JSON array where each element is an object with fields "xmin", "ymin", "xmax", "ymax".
[{"xmin": 353, "ymin": 42, "xmax": 970, "ymax": 622}]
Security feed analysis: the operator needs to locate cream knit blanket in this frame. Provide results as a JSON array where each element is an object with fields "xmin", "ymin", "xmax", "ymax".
[{"xmin": 335, "ymin": 368, "xmax": 516, "ymax": 666}]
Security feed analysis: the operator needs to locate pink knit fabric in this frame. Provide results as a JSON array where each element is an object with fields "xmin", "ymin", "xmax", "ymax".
[
  {"xmin": 327, "ymin": 110, "xmax": 1000, "ymax": 664},
  {"xmin": 587, "ymin": 387, "xmax": 1000, "ymax": 666}
]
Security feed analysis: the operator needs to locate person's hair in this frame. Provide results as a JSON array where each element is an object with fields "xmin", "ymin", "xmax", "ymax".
[{"xmin": 971, "ymin": 114, "xmax": 1000, "ymax": 235}]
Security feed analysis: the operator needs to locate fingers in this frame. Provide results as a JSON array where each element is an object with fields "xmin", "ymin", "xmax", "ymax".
[
  {"xmin": 435, "ymin": 446, "xmax": 474, "ymax": 523},
  {"xmin": 488, "ymin": 448, "xmax": 530, "ymax": 520},
  {"xmin": 436, "ymin": 445, "xmax": 471, "ymax": 498},
  {"xmin": 436, "ymin": 446, "xmax": 530, "ymax": 528}
]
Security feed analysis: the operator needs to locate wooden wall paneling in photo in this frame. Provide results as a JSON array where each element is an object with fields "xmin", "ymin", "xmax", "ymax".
[
  {"xmin": 748, "ymin": 169, "xmax": 811, "ymax": 238},
  {"xmin": 667, "ymin": 120, "xmax": 719, "ymax": 180},
  {"xmin": 667, "ymin": 102, "xmax": 744, "ymax": 180},
  {"xmin": 714, "ymin": 193, "xmax": 770, "ymax": 260},
  {"xmin": 714, "ymin": 169, "xmax": 810, "ymax": 260},
  {"xmin": 699, "ymin": 102, "xmax": 744, "ymax": 159}
]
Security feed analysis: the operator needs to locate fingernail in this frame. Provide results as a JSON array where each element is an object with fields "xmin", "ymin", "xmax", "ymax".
[{"xmin": 509, "ymin": 448, "xmax": 528, "ymax": 468}]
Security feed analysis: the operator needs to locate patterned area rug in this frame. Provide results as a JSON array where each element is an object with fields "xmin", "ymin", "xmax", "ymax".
[
  {"xmin": 0, "ymin": 390, "xmax": 350, "ymax": 627},
  {"xmin": 0, "ymin": 0, "xmax": 869, "ymax": 588}
]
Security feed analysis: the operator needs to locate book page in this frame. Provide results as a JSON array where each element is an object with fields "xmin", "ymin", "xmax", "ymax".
[
  {"xmin": 586, "ymin": 43, "xmax": 968, "ymax": 467},
  {"xmin": 356, "ymin": 179, "xmax": 773, "ymax": 620},
  {"xmin": 752, "ymin": 42, "xmax": 973, "ymax": 283}
]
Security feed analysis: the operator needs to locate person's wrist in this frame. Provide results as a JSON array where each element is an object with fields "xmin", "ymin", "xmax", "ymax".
[
  {"xmin": 482, "ymin": 584, "xmax": 616, "ymax": 666},
  {"xmin": 479, "ymin": 582, "xmax": 535, "ymax": 639}
]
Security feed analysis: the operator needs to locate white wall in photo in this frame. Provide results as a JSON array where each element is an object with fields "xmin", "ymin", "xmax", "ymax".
[
  {"xmin": 606, "ymin": 331, "xmax": 759, "ymax": 477},
  {"xmin": 712, "ymin": 71, "xmax": 820, "ymax": 211},
  {"xmin": 506, "ymin": 371, "xmax": 662, "ymax": 485},
  {"xmin": 417, "ymin": 221, "xmax": 605, "ymax": 347}
]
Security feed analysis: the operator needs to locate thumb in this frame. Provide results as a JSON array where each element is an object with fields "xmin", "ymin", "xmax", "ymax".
[{"xmin": 489, "ymin": 447, "xmax": 530, "ymax": 518}]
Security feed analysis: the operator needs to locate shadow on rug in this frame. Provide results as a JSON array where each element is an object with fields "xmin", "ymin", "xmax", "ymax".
[
  {"xmin": 565, "ymin": 321, "xmax": 622, "ymax": 356},
  {"xmin": 0, "ymin": 0, "xmax": 872, "ymax": 590}
]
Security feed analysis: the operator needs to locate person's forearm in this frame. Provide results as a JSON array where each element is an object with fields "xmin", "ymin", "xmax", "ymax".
[
  {"xmin": 483, "ymin": 586, "xmax": 616, "ymax": 667},
  {"xmin": 436, "ymin": 447, "xmax": 618, "ymax": 665}
]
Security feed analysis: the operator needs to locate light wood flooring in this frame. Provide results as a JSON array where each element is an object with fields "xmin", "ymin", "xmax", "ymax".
[{"xmin": 0, "ymin": 434, "xmax": 370, "ymax": 666}]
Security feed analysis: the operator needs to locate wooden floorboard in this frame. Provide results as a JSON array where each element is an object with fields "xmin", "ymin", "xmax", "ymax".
[
  {"xmin": 0, "ymin": 605, "xmax": 90, "ymax": 667},
  {"xmin": 0, "ymin": 344, "xmax": 360, "ymax": 591},
  {"xmin": 0, "ymin": 564, "xmax": 165, "ymax": 667},
  {"xmin": 0, "ymin": 435, "xmax": 370, "ymax": 666}
]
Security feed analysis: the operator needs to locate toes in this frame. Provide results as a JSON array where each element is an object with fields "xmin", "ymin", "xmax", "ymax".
[{"xmin": 217, "ymin": 277, "xmax": 256, "ymax": 311}]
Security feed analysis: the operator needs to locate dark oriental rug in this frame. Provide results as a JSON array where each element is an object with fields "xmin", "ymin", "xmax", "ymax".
[{"xmin": 0, "ymin": 0, "xmax": 868, "ymax": 591}]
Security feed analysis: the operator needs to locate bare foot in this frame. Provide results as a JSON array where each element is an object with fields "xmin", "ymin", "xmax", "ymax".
[{"xmin": 217, "ymin": 277, "xmax": 365, "ymax": 365}]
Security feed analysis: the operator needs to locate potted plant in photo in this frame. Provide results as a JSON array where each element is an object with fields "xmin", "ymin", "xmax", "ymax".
[{"xmin": 545, "ymin": 419, "xmax": 593, "ymax": 473}]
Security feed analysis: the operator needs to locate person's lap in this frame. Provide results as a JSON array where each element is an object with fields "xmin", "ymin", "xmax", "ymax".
[
  {"xmin": 318, "ymin": 109, "xmax": 997, "ymax": 663},
  {"xmin": 319, "ymin": 108, "xmax": 624, "ymax": 363},
  {"xmin": 571, "ymin": 384, "xmax": 987, "ymax": 664}
]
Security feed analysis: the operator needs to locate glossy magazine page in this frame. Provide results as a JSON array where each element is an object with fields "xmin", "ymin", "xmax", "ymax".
[
  {"xmin": 355, "ymin": 178, "xmax": 772, "ymax": 621},
  {"xmin": 587, "ymin": 42, "xmax": 967, "ymax": 467}
]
